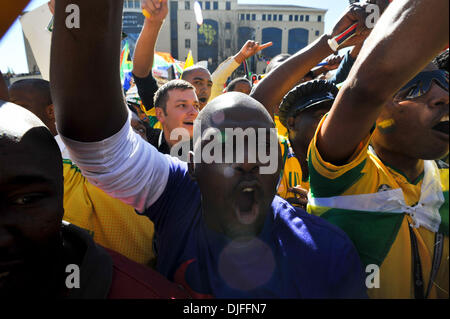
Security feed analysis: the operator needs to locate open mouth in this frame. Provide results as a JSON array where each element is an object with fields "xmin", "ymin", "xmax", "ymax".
[
  {"xmin": 432, "ymin": 114, "xmax": 449, "ymax": 135},
  {"xmin": 183, "ymin": 121, "xmax": 194, "ymax": 126},
  {"xmin": 235, "ymin": 187, "xmax": 260, "ymax": 225}
]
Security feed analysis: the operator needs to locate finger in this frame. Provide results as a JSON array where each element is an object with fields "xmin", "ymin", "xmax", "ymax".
[
  {"xmin": 259, "ymin": 42, "xmax": 273, "ymax": 50},
  {"xmin": 288, "ymin": 187, "xmax": 308, "ymax": 197}
]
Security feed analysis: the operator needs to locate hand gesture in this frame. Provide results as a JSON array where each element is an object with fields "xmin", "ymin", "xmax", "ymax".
[
  {"xmin": 286, "ymin": 186, "xmax": 309, "ymax": 209},
  {"xmin": 324, "ymin": 55, "xmax": 343, "ymax": 71},
  {"xmin": 142, "ymin": 0, "xmax": 168, "ymax": 23},
  {"xmin": 235, "ymin": 40, "xmax": 273, "ymax": 64}
]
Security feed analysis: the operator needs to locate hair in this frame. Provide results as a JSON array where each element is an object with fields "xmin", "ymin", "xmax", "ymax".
[
  {"xmin": 153, "ymin": 79, "xmax": 196, "ymax": 114},
  {"xmin": 433, "ymin": 50, "xmax": 449, "ymax": 72},
  {"xmin": 226, "ymin": 77, "xmax": 252, "ymax": 92},
  {"xmin": 181, "ymin": 65, "xmax": 211, "ymax": 80},
  {"xmin": 9, "ymin": 79, "xmax": 52, "ymax": 107},
  {"xmin": 278, "ymin": 80, "xmax": 339, "ymax": 129},
  {"xmin": 265, "ymin": 54, "xmax": 291, "ymax": 74}
]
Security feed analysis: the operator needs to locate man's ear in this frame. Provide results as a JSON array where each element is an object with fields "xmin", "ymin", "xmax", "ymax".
[
  {"xmin": 46, "ymin": 104, "xmax": 55, "ymax": 121},
  {"xmin": 187, "ymin": 151, "xmax": 197, "ymax": 181},
  {"xmin": 155, "ymin": 107, "xmax": 165, "ymax": 124}
]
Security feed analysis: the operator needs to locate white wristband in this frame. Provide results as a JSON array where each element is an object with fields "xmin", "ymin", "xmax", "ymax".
[{"xmin": 327, "ymin": 38, "xmax": 339, "ymax": 52}]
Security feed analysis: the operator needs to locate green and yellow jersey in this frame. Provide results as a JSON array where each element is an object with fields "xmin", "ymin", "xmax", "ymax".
[
  {"xmin": 307, "ymin": 116, "xmax": 449, "ymax": 299},
  {"xmin": 277, "ymin": 136, "xmax": 309, "ymax": 205},
  {"xmin": 63, "ymin": 160, "xmax": 156, "ymax": 266}
]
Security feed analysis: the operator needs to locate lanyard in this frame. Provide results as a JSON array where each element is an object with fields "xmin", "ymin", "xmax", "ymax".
[{"xmin": 408, "ymin": 225, "xmax": 444, "ymax": 299}]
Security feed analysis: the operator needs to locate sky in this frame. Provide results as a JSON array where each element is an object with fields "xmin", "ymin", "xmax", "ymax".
[{"xmin": 0, "ymin": 0, "xmax": 349, "ymax": 74}]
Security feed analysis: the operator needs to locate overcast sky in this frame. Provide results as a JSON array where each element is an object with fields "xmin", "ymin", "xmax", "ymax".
[{"xmin": 0, "ymin": 0, "xmax": 349, "ymax": 73}]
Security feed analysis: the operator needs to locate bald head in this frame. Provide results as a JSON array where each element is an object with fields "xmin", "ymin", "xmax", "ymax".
[
  {"xmin": 195, "ymin": 92, "xmax": 274, "ymax": 137},
  {"xmin": 8, "ymin": 79, "xmax": 56, "ymax": 136}
]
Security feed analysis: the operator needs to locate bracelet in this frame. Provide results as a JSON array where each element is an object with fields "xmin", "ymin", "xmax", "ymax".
[{"xmin": 327, "ymin": 38, "xmax": 339, "ymax": 53}]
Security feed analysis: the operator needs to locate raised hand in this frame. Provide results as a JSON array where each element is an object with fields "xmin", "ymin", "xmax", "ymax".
[
  {"xmin": 235, "ymin": 40, "xmax": 273, "ymax": 64},
  {"xmin": 142, "ymin": 0, "xmax": 168, "ymax": 23},
  {"xmin": 48, "ymin": 0, "xmax": 55, "ymax": 15}
]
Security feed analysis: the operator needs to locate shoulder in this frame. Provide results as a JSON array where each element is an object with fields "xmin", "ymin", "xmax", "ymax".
[
  {"xmin": 273, "ymin": 196, "xmax": 356, "ymax": 251},
  {"xmin": 105, "ymin": 248, "xmax": 190, "ymax": 299}
]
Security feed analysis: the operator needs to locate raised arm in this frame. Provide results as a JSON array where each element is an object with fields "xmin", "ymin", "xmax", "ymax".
[
  {"xmin": 51, "ymin": 0, "xmax": 127, "ymax": 142},
  {"xmin": 251, "ymin": 4, "xmax": 372, "ymax": 118},
  {"xmin": 210, "ymin": 40, "xmax": 272, "ymax": 100},
  {"xmin": 317, "ymin": 0, "xmax": 449, "ymax": 164},
  {"xmin": 132, "ymin": 0, "xmax": 168, "ymax": 79}
]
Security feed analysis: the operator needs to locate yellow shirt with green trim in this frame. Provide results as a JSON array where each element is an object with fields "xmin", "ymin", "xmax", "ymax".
[
  {"xmin": 277, "ymin": 136, "xmax": 310, "ymax": 205},
  {"xmin": 62, "ymin": 160, "xmax": 156, "ymax": 266},
  {"xmin": 274, "ymin": 115, "xmax": 288, "ymax": 137},
  {"xmin": 308, "ymin": 116, "xmax": 449, "ymax": 299}
]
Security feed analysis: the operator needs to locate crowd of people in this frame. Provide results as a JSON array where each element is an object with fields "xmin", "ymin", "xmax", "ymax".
[{"xmin": 0, "ymin": 0, "xmax": 448, "ymax": 299}]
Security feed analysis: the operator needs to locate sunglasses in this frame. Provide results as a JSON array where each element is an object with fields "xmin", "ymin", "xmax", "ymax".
[{"xmin": 397, "ymin": 70, "xmax": 449, "ymax": 100}]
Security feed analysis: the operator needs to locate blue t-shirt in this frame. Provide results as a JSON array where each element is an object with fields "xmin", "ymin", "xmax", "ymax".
[{"xmin": 144, "ymin": 157, "xmax": 367, "ymax": 298}]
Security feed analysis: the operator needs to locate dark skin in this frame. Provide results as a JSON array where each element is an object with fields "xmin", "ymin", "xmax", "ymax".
[
  {"xmin": 9, "ymin": 83, "xmax": 57, "ymax": 137},
  {"xmin": 182, "ymin": 68, "xmax": 213, "ymax": 109},
  {"xmin": 287, "ymin": 104, "xmax": 331, "ymax": 184},
  {"xmin": 0, "ymin": 101, "xmax": 69, "ymax": 298},
  {"xmin": 189, "ymin": 93, "xmax": 281, "ymax": 239},
  {"xmin": 251, "ymin": 2, "xmax": 379, "ymax": 118},
  {"xmin": 228, "ymin": 81, "xmax": 252, "ymax": 95},
  {"xmin": 0, "ymin": 0, "xmax": 30, "ymax": 38},
  {"xmin": 317, "ymin": 0, "xmax": 449, "ymax": 182},
  {"xmin": 0, "ymin": 72, "xmax": 8, "ymax": 101},
  {"xmin": 52, "ymin": 1, "xmax": 281, "ymax": 241}
]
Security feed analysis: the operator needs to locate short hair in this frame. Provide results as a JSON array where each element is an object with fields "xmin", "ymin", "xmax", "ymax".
[
  {"xmin": 226, "ymin": 77, "xmax": 252, "ymax": 92},
  {"xmin": 9, "ymin": 79, "xmax": 52, "ymax": 107},
  {"xmin": 181, "ymin": 65, "xmax": 211, "ymax": 80},
  {"xmin": 278, "ymin": 80, "xmax": 339, "ymax": 129},
  {"xmin": 433, "ymin": 50, "xmax": 449, "ymax": 72},
  {"xmin": 153, "ymin": 80, "xmax": 195, "ymax": 113},
  {"xmin": 265, "ymin": 54, "xmax": 291, "ymax": 74}
]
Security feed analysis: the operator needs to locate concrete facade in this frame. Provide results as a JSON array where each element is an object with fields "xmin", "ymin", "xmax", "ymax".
[{"xmin": 123, "ymin": 0, "xmax": 326, "ymax": 73}]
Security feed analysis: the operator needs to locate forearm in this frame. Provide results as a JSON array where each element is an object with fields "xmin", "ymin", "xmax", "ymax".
[
  {"xmin": 51, "ymin": 0, "xmax": 127, "ymax": 142},
  {"xmin": 210, "ymin": 57, "xmax": 240, "ymax": 100},
  {"xmin": 251, "ymin": 35, "xmax": 334, "ymax": 117},
  {"xmin": 132, "ymin": 19, "xmax": 164, "ymax": 78}
]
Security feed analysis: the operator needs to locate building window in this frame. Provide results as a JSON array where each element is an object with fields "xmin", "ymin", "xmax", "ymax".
[
  {"xmin": 306, "ymin": 15, "xmax": 310, "ymax": 22},
  {"xmin": 315, "ymin": 30, "xmax": 320, "ymax": 36},
  {"xmin": 226, "ymin": 39, "xmax": 231, "ymax": 49},
  {"xmin": 246, "ymin": 14, "xmax": 250, "ymax": 21},
  {"xmin": 185, "ymin": 1, "xmax": 190, "ymax": 10},
  {"xmin": 262, "ymin": 14, "xmax": 266, "ymax": 21},
  {"xmin": 274, "ymin": 15, "xmax": 277, "ymax": 21},
  {"xmin": 213, "ymin": 1, "xmax": 218, "ymax": 10},
  {"xmin": 226, "ymin": 1, "xmax": 231, "ymax": 10},
  {"xmin": 185, "ymin": 39, "xmax": 191, "ymax": 49},
  {"xmin": 279, "ymin": 15, "xmax": 283, "ymax": 21},
  {"xmin": 318, "ymin": 15, "xmax": 322, "ymax": 22},
  {"xmin": 268, "ymin": 14, "xmax": 272, "ymax": 21},
  {"xmin": 300, "ymin": 15, "xmax": 304, "ymax": 22},
  {"xmin": 124, "ymin": 1, "xmax": 128, "ymax": 8},
  {"xmin": 294, "ymin": 15, "xmax": 298, "ymax": 22},
  {"xmin": 240, "ymin": 14, "xmax": 245, "ymax": 21},
  {"xmin": 134, "ymin": 0, "xmax": 139, "ymax": 8},
  {"xmin": 252, "ymin": 14, "xmax": 256, "ymax": 21},
  {"xmin": 289, "ymin": 15, "xmax": 293, "ymax": 21},
  {"xmin": 127, "ymin": 0, "xmax": 133, "ymax": 8},
  {"xmin": 198, "ymin": 1, "xmax": 202, "ymax": 9},
  {"xmin": 205, "ymin": 1, "xmax": 210, "ymax": 10},
  {"xmin": 225, "ymin": 22, "xmax": 231, "ymax": 30},
  {"xmin": 185, "ymin": 22, "xmax": 191, "ymax": 30}
]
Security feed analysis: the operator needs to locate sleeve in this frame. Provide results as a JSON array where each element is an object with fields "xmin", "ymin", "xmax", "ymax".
[
  {"xmin": 133, "ymin": 72, "xmax": 159, "ymax": 111},
  {"xmin": 58, "ymin": 115, "xmax": 170, "ymax": 213},
  {"xmin": 210, "ymin": 57, "xmax": 241, "ymax": 101},
  {"xmin": 328, "ymin": 51, "xmax": 356, "ymax": 85},
  {"xmin": 307, "ymin": 114, "xmax": 372, "ymax": 199}
]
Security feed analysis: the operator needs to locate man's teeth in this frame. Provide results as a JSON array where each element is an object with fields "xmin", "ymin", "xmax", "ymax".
[
  {"xmin": 440, "ymin": 114, "xmax": 449, "ymax": 122},
  {"xmin": 243, "ymin": 188, "xmax": 254, "ymax": 193}
]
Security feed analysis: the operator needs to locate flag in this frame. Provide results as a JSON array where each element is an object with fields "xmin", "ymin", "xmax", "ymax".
[
  {"xmin": 183, "ymin": 50, "xmax": 195, "ymax": 70},
  {"xmin": 120, "ymin": 41, "xmax": 133, "ymax": 88}
]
